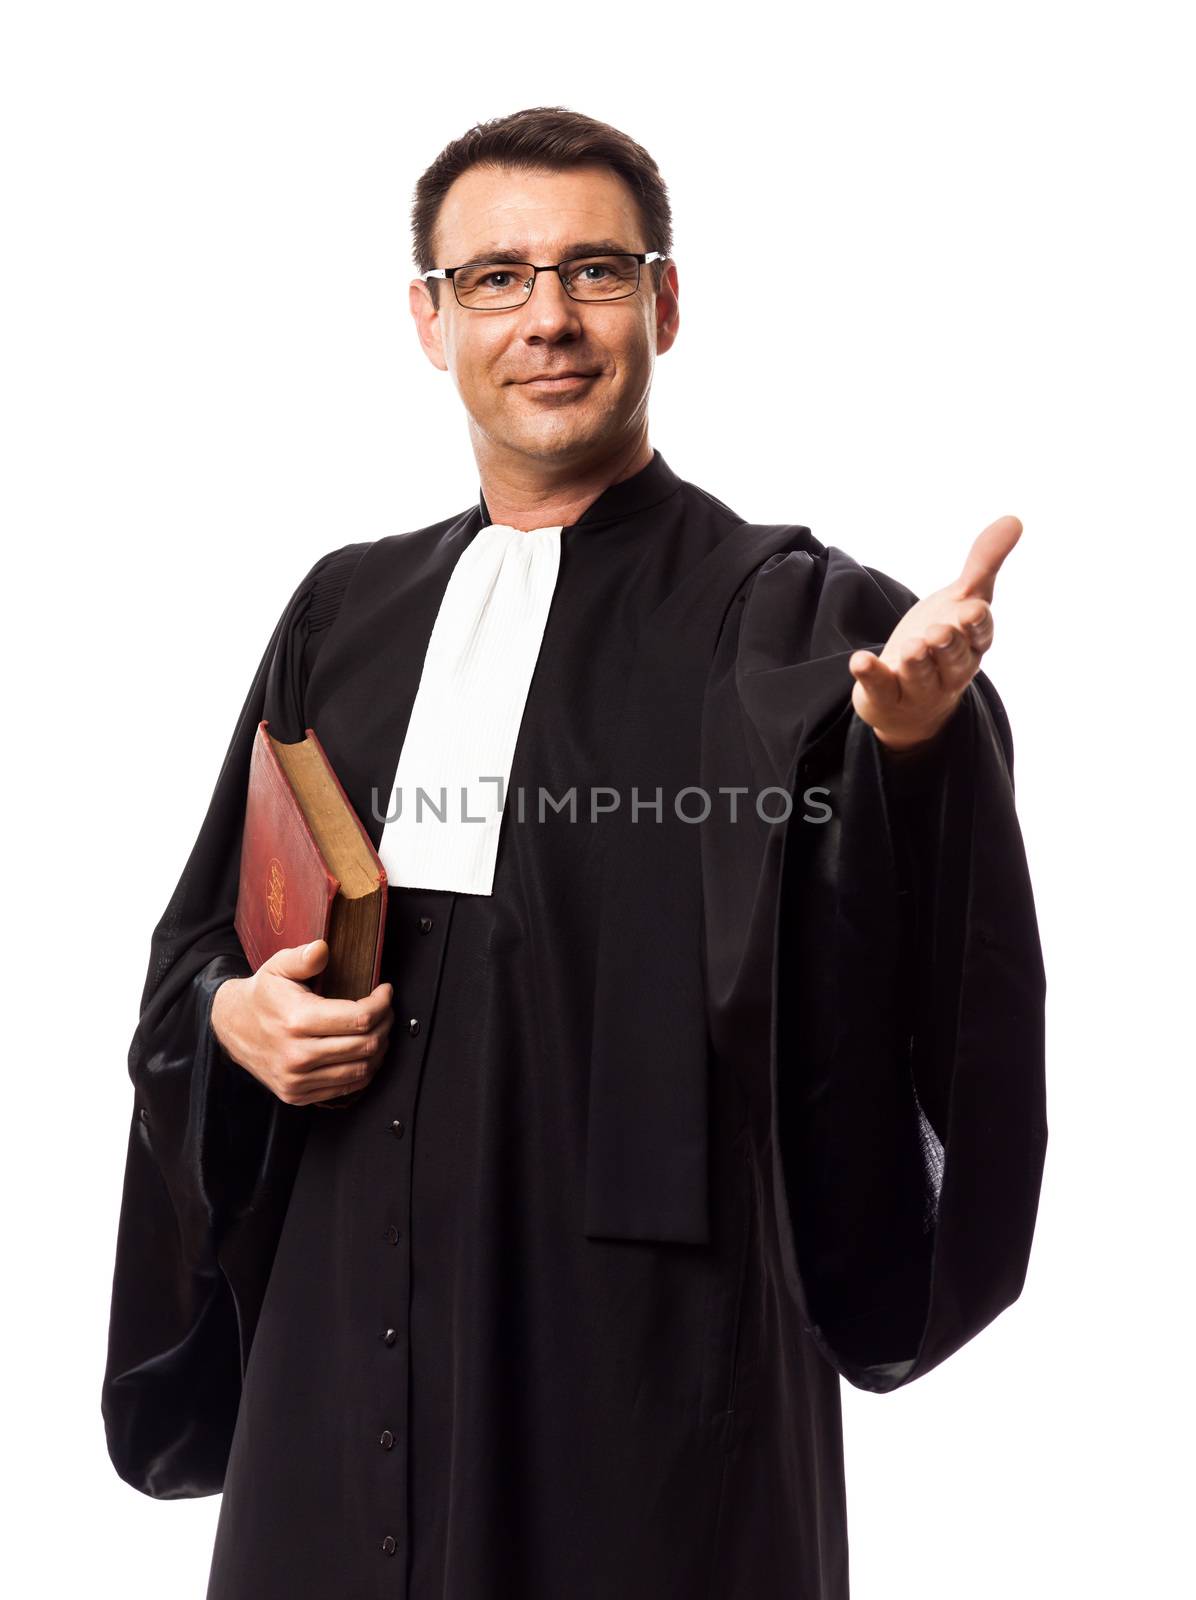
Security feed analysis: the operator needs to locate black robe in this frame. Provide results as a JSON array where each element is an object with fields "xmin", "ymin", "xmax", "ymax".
[{"xmin": 101, "ymin": 449, "xmax": 1048, "ymax": 1598}]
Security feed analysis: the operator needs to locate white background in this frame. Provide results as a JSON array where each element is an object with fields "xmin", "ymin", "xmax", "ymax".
[{"xmin": 4, "ymin": 2, "xmax": 1193, "ymax": 1594}]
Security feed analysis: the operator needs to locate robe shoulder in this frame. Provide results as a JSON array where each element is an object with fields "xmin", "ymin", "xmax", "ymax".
[{"xmin": 101, "ymin": 539, "xmax": 371, "ymax": 1498}]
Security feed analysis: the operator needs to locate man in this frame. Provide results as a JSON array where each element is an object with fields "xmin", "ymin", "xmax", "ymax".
[{"xmin": 102, "ymin": 107, "xmax": 1047, "ymax": 1599}]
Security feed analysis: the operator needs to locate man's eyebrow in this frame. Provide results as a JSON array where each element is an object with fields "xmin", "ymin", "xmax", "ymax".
[{"xmin": 460, "ymin": 240, "xmax": 637, "ymax": 263}]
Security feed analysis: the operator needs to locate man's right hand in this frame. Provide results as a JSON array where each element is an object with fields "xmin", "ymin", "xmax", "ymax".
[{"xmin": 210, "ymin": 939, "xmax": 394, "ymax": 1107}]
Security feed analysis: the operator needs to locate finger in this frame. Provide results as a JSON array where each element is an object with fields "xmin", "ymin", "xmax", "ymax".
[
  {"xmin": 955, "ymin": 515, "xmax": 1022, "ymax": 603},
  {"xmin": 293, "ymin": 1058, "xmax": 378, "ymax": 1103},
  {"xmin": 926, "ymin": 622, "xmax": 981, "ymax": 688},
  {"xmin": 895, "ymin": 633, "xmax": 942, "ymax": 691},
  {"xmin": 849, "ymin": 649, "xmax": 902, "ymax": 712},
  {"xmin": 264, "ymin": 938, "xmax": 329, "ymax": 982},
  {"xmin": 298, "ymin": 1016, "xmax": 394, "ymax": 1070},
  {"xmin": 292, "ymin": 982, "xmax": 395, "ymax": 1038},
  {"xmin": 883, "ymin": 635, "xmax": 949, "ymax": 714},
  {"xmin": 956, "ymin": 598, "xmax": 993, "ymax": 653}
]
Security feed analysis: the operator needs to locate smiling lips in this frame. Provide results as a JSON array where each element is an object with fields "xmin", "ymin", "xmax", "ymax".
[{"xmin": 519, "ymin": 371, "xmax": 599, "ymax": 389}]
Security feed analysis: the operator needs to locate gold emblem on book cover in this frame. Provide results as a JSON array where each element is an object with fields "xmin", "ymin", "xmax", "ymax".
[{"xmin": 266, "ymin": 857, "xmax": 286, "ymax": 934}]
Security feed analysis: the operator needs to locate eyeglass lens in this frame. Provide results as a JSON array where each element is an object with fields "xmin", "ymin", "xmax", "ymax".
[{"xmin": 453, "ymin": 255, "xmax": 641, "ymax": 309}]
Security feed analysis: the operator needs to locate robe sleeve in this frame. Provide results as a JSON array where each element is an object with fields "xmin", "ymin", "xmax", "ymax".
[
  {"xmin": 101, "ymin": 540, "xmax": 369, "ymax": 1497},
  {"xmin": 732, "ymin": 545, "xmax": 1048, "ymax": 1394}
]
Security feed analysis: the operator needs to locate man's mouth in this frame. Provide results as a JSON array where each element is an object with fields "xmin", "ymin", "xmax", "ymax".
[{"xmin": 519, "ymin": 372, "xmax": 599, "ymax": 391}]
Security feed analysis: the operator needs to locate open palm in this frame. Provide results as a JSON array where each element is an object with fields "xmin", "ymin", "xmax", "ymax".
[{"xmin": 849, "ymin": 514, "xmax": 1023, "ymax": 752}]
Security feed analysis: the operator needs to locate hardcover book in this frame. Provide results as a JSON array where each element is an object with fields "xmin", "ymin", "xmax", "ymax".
[{"xmin": 234, "ymin": 720, "xmax": 387, "ymax": 1002}]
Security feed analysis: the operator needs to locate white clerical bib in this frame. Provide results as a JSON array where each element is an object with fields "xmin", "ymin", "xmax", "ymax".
[{"xmin": 377, "ymin": 521, "xmax": 564, "ymax": 895}]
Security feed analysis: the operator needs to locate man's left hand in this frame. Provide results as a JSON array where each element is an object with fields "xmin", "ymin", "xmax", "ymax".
[{"xmin": 848, "ymin": 514, "xmax": 1023, "ymax": 753}]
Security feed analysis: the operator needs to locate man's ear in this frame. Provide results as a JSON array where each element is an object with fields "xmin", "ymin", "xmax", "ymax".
[
  {"xmin": 654, "ymin": 259, "xmax": 680, "ymax": 356},
  {"xmin": 409, "ymin": 279, "xmax": 449, "ymax": 374}
]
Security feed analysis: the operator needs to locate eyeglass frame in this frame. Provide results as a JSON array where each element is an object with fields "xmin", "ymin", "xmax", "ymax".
[{"xmin": 419, "ymin": 250, "xmax": 668, "ymax": 310}]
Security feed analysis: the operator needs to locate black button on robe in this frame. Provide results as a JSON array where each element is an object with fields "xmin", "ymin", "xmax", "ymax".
[{"xmin": 101, "ymin": 450, "xmax": 1048, "ymax": 1598}]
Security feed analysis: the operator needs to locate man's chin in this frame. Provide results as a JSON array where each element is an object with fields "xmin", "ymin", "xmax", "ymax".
[{"xmin": 491, "ymin": 413, "xmax": 617, "ymax": 463}]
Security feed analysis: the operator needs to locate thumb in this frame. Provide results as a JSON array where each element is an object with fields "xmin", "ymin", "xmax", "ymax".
[
  {"xmin": 264, "ymin": 938, "xmax": 328, "ymax": 981},
  {"xmin": 955, "ymin": 514, "xmax": 1023, "ymax": 602}
]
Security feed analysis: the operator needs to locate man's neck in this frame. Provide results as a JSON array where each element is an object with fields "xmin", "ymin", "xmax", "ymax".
[{"xmin": 476, "ymin": 435, "xmax": 653, "ymax": 531}]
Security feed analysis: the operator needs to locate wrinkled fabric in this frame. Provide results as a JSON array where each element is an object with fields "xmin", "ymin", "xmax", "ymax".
[
  {"xmin": 705, "ymin": 544, "xmax": 1047, "ymax": 1394},
  {"xmin": 101, "ymin": 450, "xmax": 1047, "ymax": 1597},
  {"xmin": 101, "ymin": 541, "xmax": 368, "ymax": 1499}
]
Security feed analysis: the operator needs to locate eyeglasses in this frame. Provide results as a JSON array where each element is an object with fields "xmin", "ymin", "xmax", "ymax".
[{"xmin": 420, "ymin": 250, "xmax": 667, "ymax": 311}]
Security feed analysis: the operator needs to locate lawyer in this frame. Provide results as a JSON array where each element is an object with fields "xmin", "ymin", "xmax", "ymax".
[{"xmin": 101, "ymin": 106, "xmax": 1048, "ymax": 1600}]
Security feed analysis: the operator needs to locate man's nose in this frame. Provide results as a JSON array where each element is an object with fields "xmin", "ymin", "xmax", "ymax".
[{"xmin": 517, "ymin": 268, "xmax": 584, "ymax": 332}]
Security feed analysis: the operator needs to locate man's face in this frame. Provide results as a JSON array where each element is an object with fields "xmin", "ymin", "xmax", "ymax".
[{"xmin": 409, "ymin": 162, "xmax": 679, "ymax": 467}]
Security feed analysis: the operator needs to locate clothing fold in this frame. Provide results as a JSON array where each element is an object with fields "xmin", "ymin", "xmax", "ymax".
[
  {"xmin": 719, "ymin": 545, "xmax": 1048, "ymax": 1393},
  {"xmin": 100, "ymin": 449, "xmax": 1049, "ymax": 1596},
  {"xmin": 101, "ymin": 542, "xmax": 368, "ymax": 1496}
]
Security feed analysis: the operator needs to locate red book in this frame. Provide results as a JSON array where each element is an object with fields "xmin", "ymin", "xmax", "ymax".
[{"xmin": 234, "ymin": 721, "xmax": 387, "ymax": 1002}]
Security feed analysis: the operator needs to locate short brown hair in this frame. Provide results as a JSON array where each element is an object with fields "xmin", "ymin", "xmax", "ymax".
[{"xmin": 411, "ymin": 105, "xmax": 673, "ymax": 308}]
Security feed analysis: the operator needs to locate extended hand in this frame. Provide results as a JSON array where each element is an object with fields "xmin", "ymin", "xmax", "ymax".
[{"xmin": 848, "ymin": 514, "xmax": 1022, "ymax": 752}]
